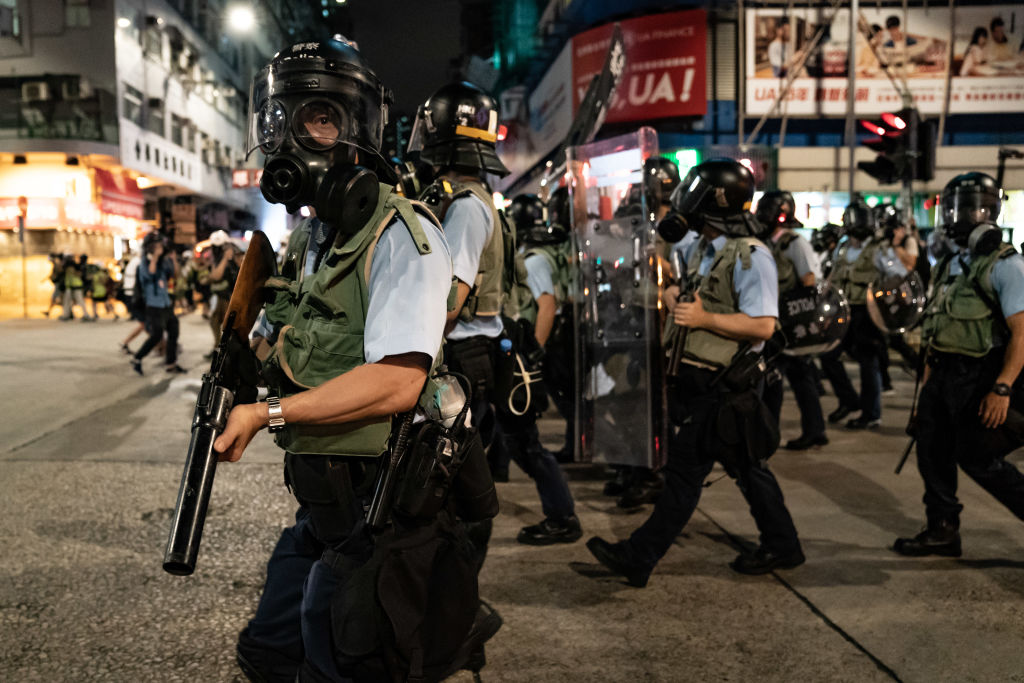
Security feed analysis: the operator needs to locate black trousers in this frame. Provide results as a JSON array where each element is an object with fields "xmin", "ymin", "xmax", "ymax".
[
  {"xmin": 763, "ymin": 354, "xmax": 827, "ymax": 439},
  {"xmin": 819, "ymin": 305, "xmax": 884, "ymax": 420},
  {"xmin": 915, "ymin": 352, "xmax": 1024, "ymax": 528},
  {"xmin": 627, "ymin": 366, "xmax": 801, "ymax": 570},
  {"xmin": 134, "ymin": 306, "xmax": 179, "ymax": 365}
]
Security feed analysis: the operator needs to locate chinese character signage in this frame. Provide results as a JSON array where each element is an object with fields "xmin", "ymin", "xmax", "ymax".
[
  {"xmin": 573, "ymin": 9, "xmax": 707, "ymax": 123},
  {"xmin": 745, "ymin": 5, "xmax": 1024, "ymax": 115}
]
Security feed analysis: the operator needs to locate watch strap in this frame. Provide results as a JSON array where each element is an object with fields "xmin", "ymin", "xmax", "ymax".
[
  {"xmin": 992, "ymin": 382, "xmax": 1012, "ymax": 397},
  {"xmin": 267, "ymin": 395, "xmax": 286, "ymax": 433}
]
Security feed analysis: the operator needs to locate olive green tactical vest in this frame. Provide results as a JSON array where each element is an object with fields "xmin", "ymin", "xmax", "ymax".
[
  {"xmin": 831, "ymin": 238, "xmax": 881, "ymax": 305},
  {"xmin": 518, "ymin": 242, "xmax": 571, "ymax": 325},
  {"xmin": 260, "ymin": 184, "xmax": 439, "ymax": 457},
  {"xmin": 448, "ymin": 179, "xmax": 505, "ymax": 321},
  {"xmin": 771, "ymin": 231, "xmax": 799, "ymax": 295},
  {"xmin": 921, "ymin": 243, "xmax": 1015, "ymax": 358},
  {"xmin": 664, "ymin": 236, "xmax": 760, "ymax": 369},
  {"xmin": 64, "ymin": 264, "xmax": 83, "ymax": 289}
]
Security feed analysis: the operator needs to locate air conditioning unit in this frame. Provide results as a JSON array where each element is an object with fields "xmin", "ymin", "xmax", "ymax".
[
  {"xmin": 61, "ymin": 78, "xmax": 93, "ymax": 100},
  {"xmin": 22, "ymin": 81, "xmax": 51, "ymax": 102}
]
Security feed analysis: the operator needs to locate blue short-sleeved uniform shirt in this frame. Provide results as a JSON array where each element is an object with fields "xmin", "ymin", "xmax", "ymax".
[
  {"xmin": 951, "ymin": 248, "xmax": 1024, "ymax": 319},
  {"xmin": 443, "ymin": 192, "xmax": 504, "ymax": 340},
  {"xmin": 775, "ymin": 231, "xmax": 822, "ymax": 280},
  {"xmin": 252, "ymin": 214, "xmax": 453, "ymax": 364},
  {"xmin": 524, "ymin": 252, "xmax": 555, "ymax": 300},
  {"xmin": 684, "ymin": 234, "xmax": 780, "ymax": 319}
]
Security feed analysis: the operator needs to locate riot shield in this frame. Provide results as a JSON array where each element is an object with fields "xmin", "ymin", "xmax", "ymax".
[
  {"xmin": 866, "ymin": 272, "xmax": 927, "ymax": 334},
  {"xmin": 568, "ymin": 128, "xmax": 667, "ymax": 469}
]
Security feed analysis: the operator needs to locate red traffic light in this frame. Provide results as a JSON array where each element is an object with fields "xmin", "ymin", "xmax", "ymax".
[
  {"xmin": 860, "ymin": 120, "xmax": 886, "ymax": 136},
  {"xmin": 881, "ymin": 112, "xmax": 907, "ymax": 130}
]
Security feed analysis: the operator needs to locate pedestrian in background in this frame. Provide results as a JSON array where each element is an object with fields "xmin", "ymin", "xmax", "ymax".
[{"xmin": 130, "ymin": 235, "xmax": 185, "ymax": 375}]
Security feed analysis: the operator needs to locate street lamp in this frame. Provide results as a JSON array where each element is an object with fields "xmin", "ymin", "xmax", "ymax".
[{"xmin": 226, "ymin": 5, "xmax": 255, "ymax": 33}]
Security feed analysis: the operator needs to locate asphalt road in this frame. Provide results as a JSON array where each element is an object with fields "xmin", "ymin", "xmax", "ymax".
[{"xmin": 1, "ymin": 314, "xmax": 1023, "ymax": 682}]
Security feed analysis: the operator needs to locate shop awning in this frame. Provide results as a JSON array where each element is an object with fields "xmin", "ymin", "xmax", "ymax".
[{"xmin": 94, "ymin": 168, "xmax": 144, "ymax": 219}]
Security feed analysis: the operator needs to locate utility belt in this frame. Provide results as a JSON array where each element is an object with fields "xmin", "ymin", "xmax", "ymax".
[
  {"xmin": 673, "ymin": 348, "xmax": 768, "ymax": 396},
  {"xmin": 926, "ymin": 348, "xmax": 1004, "ymax": 373}
]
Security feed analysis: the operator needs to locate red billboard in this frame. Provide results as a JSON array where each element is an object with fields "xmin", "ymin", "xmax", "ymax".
[{"xmin": 572, "ymin": 9, "xmax": 707, "ymax": 123}]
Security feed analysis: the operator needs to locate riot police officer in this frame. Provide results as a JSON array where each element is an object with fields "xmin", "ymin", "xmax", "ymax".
[
  {"xmin": 410, "ymin": 82, "xmax": 579, "ymax": 548},
  {"xmin": 755, "ymin": 190, "xmax": 828, "ymax": 449},
  {"xmin": 894, "ymin": 172, "xmax": 1024, "ymax": 557},
  {"xmin": 211, "ymin": 39, "xmax": 458, "ymax": 682},
  {"xmin": 503, "ymin": 190, "xmax": 582, "ymax": 544},
  {"xmin": 820, "ymin": 197, "xmax": 907, "ymax": 429},
  {"xmin": 586, "ymin": 159, "xmax": 804, "ymax": 585}
]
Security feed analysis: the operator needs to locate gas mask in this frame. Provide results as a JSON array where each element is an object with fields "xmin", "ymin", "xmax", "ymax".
[
  {"xmin": 256, "ymin": 96, "xmax": 379, "ymax": 236},
  {"xmin": 246, "ymin": 39, "xmax": 394, "ymax": 240}
]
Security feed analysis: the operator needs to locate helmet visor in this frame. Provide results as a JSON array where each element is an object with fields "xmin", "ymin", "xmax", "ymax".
[
  {"xmin": 939, "ymin": 190, "xmax": 1000, "ymax": 231},
  {"xmin": 246, "ymin": 65, "xmax": 389, "ymax": 160},
  {"xmin": 407, "ymin": 105, "xmax": 427, "ymax": 156},
  {"xmin": 669, "ymin": 170, "xmax": 713, "ymax": 218}
]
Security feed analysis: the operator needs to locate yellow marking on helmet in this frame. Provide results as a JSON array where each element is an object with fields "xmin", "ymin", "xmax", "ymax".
[
  {"xmin": 455, "ymin": 124, "xmax": 498, "ymax": 143},
  {"xmin": 442, "ymin": 179, "xmax": 453, "ymax": 193}
]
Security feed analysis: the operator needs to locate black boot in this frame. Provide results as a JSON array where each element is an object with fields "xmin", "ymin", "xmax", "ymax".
[
  {"xmin": 893, "ymin": 521, "xmax": 962, "ymax": 557},
  {"xmin": 517, "ymin": 516, "xmax": 582, "ymax": 545},
  {"xmin": 585, "ymin": 537, "xmax": 650, "ymax": 588}
]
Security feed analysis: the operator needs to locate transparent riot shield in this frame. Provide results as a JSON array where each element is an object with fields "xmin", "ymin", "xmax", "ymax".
[{"xmin": 567, "ymin": 127, "xmax": 667, "ymax": 469}]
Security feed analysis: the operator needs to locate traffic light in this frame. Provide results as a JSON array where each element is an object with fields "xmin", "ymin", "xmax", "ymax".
[{"xmin": 857, "ymin": 108, "xmax": 935, "ymax": 184}]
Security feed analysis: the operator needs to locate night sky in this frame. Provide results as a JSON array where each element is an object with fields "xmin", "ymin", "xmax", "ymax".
[{"xmin": 347, "ymin": 0, "xmax": 465, "ymax": 116}]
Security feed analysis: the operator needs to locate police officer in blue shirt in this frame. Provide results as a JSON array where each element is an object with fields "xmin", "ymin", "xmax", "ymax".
[
  {"xmin": 207, "ymin": 40, "xmax": 457, "ymax": 683},
  {"xmin": 587, "ymin": 159, "xmax": 804, "ymax": 586},
  {"xmin": 820, "ymin": 198, "xmax": 907, "ymax": 429},
  {"xmin": 894, "ymin": 172, "xmax": 1024, "ymax": 557},
  {"xmin": 756, "ymin": 190, "xmax": 829, "ymax": 449}
]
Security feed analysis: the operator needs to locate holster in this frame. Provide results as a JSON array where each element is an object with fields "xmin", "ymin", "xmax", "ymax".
[{"xmin": 445, "ymin": 337, "xmax": 495, "ymax": 398}]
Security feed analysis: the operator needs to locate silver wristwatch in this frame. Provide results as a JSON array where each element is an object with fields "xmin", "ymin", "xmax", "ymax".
[{"xmin": 267, "ymin": 395, "xmax": 286, "ymax": 433}]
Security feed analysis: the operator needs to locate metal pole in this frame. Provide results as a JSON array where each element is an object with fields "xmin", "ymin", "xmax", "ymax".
[
  {"xmin": 18, "ymin": 214, "xmax": 27, "ymax": 319},
  {"xmin": 846, "ymin": 0, "xmax": 859, "ymax": 196},
  {"xmin": 937, "ymin": 0, "xmax": 955, "ymax": 147},
  {"xmin": 737, "ymin": 0, "xmax": 745, "ymax": 144}
]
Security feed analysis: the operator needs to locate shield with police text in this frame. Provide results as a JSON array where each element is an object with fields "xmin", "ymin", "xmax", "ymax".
[
  {"xmin": 780, "ymin": 282, "xmax": 851, "ymax": 356},
  {"xmin": 566, "ymin": 128, "xmax": 667, "ymax": 469}
]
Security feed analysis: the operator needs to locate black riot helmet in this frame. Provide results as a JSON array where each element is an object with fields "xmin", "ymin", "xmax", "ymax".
[
  {"xmin": 811, "ymin": 223, "xmax": 841, "ymax": 254},
  {"xmin": 407, "ymin": 81, "xmax": 510, "ymax": 177},
  {"xmin": 842, "ymin": 198, "xmax": 876, "ymax": 240},
  {"xmin": 663, "ymin": 158, "xmax": 759, "ymax": 239},
  {"xmin": 507, "ymin": 194, "xmax": 546, "ymax": 241},
  {"xmin": 643, "ymin": 156, "xmax": 681, "ymax": 208},
  {"xmin": 755, "ymin": 190, "xmax": 802, "ymax": 231},
  {"xmin": 547, "ymin": 186, "xmax": 571, "ymax": 231},
  {"xmin": 247, "ymin": 38, "xmax": 394, "ymax": 235},
  {"xmin": 939, "ymin": 172, "xmax": 1002, "ymax": 246},
  {"xmin": 874, "ymin": 202, "xmax": 901, "ymax": 231}
]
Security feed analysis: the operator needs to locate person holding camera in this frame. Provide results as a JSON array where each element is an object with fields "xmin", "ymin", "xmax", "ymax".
[
  {"xmin": 131, "ymin": 235, "xmax": 185, "ymax": 375},
  {"xmin": 205, "ymin": 230, "xmax": 241, "ymax": 347},
  {"xmin": 586, "ymin": 159, "xmax": 804, "ymax": 586}
]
